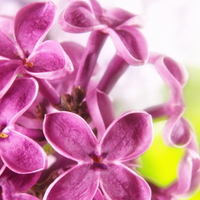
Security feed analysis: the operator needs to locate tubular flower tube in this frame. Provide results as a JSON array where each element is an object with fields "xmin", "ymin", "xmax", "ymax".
[{"xmin": 43, "ymin": 111, "xmax": 153, "ymax": 200}]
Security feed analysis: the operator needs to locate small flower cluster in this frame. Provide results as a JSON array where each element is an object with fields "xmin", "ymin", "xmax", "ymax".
[{"xmin": 0, "ymin": 0, "xmax": 199, "ymax": 199}]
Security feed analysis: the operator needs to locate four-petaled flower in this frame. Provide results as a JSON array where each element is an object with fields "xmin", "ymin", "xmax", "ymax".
[
  {"xmin": 43, "ymin": 111, "xmax": 153, "ymax": 200},
  {"xmin": 0, "ymin": 1, "xmax": 73, "ymax": 98},
  {"xmin": 0, "ymin": 78, "xmax": 47, "ymax": 173}
]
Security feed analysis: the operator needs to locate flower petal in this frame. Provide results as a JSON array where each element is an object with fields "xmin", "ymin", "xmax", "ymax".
[
  {"xmin": 14, "ymin": 1, "xmax": 56, "ymax": 56},
  {"xmin": 100, "ymin": 111, "xmax": 153, "ymax": 161},
  {"xmin": 14, "ymin": 193, "xmax": 40, "ymax": 200},
  {"xmin": 0, "ymin": 60, "xmax": 22, "ymax": 98},
  {"xmin": 26, "ymin": 40, "xmax": 73, "ymax": 80},
  {"xmin": 87, "ymin": 87, "xmax": 115, "ymax": 140},
  {"xmin": 0, "ymin": 15, "xmax": 14, "ymax": 35},
  {"xmin": 93, "ymin": 189, "xmax": 104, "ymax": 200},
  {"xmin": 170, "ymin": 149, "xmax": 200, "ymax": 197},
  {"xmin": 100, "ymin": 163, "xmax": 151, "ymax": 200},
  {"xmin": 59, "ymin": 1, "xmax": 106, "ymax": 33},
  {"xmin": 163, "ymin": 107, "xmax": 191, "ymax": 147},
  {"xmin": 148, "ymin": 181, "xmax": 172, "ymax": 200},
  {"xmin": 89, "ymin": 0, "xmax": 103, "ymax": 19},
  {"xmin": 0, "ymin": 129, "xmax": 47, "ymax": 174},
  {"xmin": 44, "ymin": 112, "xmax": 98, "ymax": 162},
  {"xmin": 0, "ymin": 78, "xmax": 38, "ymax": 127},
  {"xmin": 104, "ymin": 26, "xmax": 148, "ymax": 65},
  {"xmin": 14, "ymin": 124, "xmax": 45, "ymax": 141},
  {"xmin": 0, "ymin": 30, "xmax": 19, "ymax": 59},
  {"xmin": 43, "ymin": 164, "xmax": 99, "ymax": 200},
  {"xmin": 2, "ymin": 167, "xmax": 41, "ymax": 193},
  {"xmin": 149, "ymin": 53, "xmax": 188, "ymax": 104},
  {"xmin": 103, "ymin": 7, "xmax": 136, "ymax": 27}
]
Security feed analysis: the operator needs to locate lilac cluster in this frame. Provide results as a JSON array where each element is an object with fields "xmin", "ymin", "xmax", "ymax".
[{"xmin": 0, "ymin": 0, "xmax": 199, "ymax": 199}]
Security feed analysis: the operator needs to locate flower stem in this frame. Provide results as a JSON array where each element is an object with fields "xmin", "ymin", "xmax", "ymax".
[{"xmin": 98, "ymin": 53, "xmax": 129, "ymax": 94}]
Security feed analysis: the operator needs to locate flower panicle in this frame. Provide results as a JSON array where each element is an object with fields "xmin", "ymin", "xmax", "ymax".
[{"xmin": 0, "ymin": 0, "xmax": 199, "ymax": 200}]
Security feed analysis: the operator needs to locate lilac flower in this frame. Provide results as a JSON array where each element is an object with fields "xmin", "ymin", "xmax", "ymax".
[
  {"xmin": 0, "ymin": 77, "xmax": 47, "ymax": 173},
  {"xmin": 0, "ymin": 165, "xmax": 41, "ymax": 200},
  {"xmin": 59, "ymin": 0, "xmax": 147, "ymax": 66},
  {"xmin": 0, "ymin": 1, "xmax": 73, "ymax": 98},
  {"xmin": 59, "ymin": 0, "xmax": 148, "ymax": 91},
  {"xmin": 146, "ymin": 53, "xmax": 190, "ymax": 147},
  {"xmin": 43, "ymin": 111, "xmax": 153, "ymax": 199}
]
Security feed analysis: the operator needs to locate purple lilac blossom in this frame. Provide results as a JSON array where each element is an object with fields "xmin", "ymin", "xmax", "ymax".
[
  {"xmin": 0, "ymin": 78, "xmax": 47, "ymax": 173},
  {"xmin": 0, "ymin": 0, "xmax": 199, "ymax": 199},
  {"xmin": 59, "ymin": 0, "xmax": 148, "ymax": 91},
  {"xmin": 0, "ymin": 1, "xmax": 73, "ymax": 98},
  {"xmin": 146, "ymin": 53, "xmax": 191, "ymax": 147},
  {"xmin": 0, "ymin": 165, "xmax": 41, "ymax": 199},
  {"xmin": 43, "ymin": 111, "xmax": 153, "ymax": 199}
]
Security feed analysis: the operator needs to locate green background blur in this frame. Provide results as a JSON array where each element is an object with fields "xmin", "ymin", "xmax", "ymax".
[{"xmin": 137, "ymin": 67, "xmax": 200, "ymax": 199}]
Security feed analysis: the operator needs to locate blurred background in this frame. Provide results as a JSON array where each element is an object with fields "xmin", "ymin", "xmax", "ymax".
[{"xmin": 1, "ymin": 0, "xmax": 200, "ymax": 199}]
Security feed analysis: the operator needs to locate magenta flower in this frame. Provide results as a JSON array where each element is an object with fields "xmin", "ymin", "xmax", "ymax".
[
  {"xmin": 0, "ymin": 165, "xmax": 41, "ymax": 200},
  {"xmin": 59, "ymin": 0, "xmax": 148, "ymax": 66},
  {"xmin": 146, "ymin": 53, "xmax": 190, "ymax": 147},
  {"xmin": 59, "ymin": 0, "xmax": 148, "ymax": 91},
  {"xmin": 0, "ymin": 1, "xmax": 73, "ymax": 98},
  {"xmin": 0, "ymin": 78, "xmax": 47, "ymax": 173},
  {"xmin": 43, "ymin": 111, "xmax": 153, "ymax": 199}
]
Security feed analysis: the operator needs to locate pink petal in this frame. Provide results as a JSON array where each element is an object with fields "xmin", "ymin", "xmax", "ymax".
[
  {"xmin": 61, "ymin": 41, "xmax": 84, "ymax": 69},
  {"xmin": 163, "ymin": 108, "xmax": 191, "ymax": 147},
  {"xmin": 44, "ymin": 112, "xmax": 98, "ymax": 162},
  {"xmin": 104, "ymin": 26, "xmax": 148, "ymax": 65},
  {"xmin": 59, "ymin": 1, "xmax": 106, "ymax": 33},
  {"xmin": 89, "ymin": 0, "xmax": 103, "ymax": 19},
  {"xmin": 149, "ymin": 53, "xmax": 188, "ymax": 104},
  {"xmin": 103, "ymin": 7, "xmax": 136, "ymax": 27},
  {"xmin": 93, "ymin": 189, "xmax": 104, "ymax": 200},
  {"xmin": 25, "ymin": 40, "xmax": 73, "ymax": 80},
  {"xmin": 0, "ymin": 60, "xmax": 23, "ymax": 98},
  {"xmin": 170, "ymin": 149, "xmax": 200, "ymax": 197},
  {"xmin": 0, "ymin": 129, "xmax": 47, "ymax": 174},
  {"xmin": 14, "ymin": 194, "xmax": 40, "ymax": 200},
  {"xmin": 86, "ymin": 87, "xmax": 106, "ymax": 140},
  {"xmin": 14, "ymin": 1, "xmax": 56, "ymax": 56},
  {"xmin": 0, "ymin": 15, "xmax": 14, "ymax": 35},
  {"xmin": 2, "ymin": 167, "xmax": 41, "ymax": 193},
  {"xmin": 148, "ymin": 181, "xmax": 172, "ymax": 200},
  {"xmin": 43, "ymin": 164, "xmax": 99, "ymax": 200},
  {"xmin": 0, "ymin": 78, "xmax": 38, "ymax": 127},
  {"xmin": 14, "ymin": 124, "xmax": 44, "ymax": 141},
  {"xmin": 100, "ymin": 163, "xmax": 151, "ymax": 200},
  {"xmin": 97, "ymin": 90, "xmax": 115, "ymax": 128},
  {"xmin": 100, "ymin": 111, "xmax": 153, "ymax": 161},
  {"xmin": 162, "ymin": 56, "xmax": 188, "ymax": 86},
  {"xmin": 87, "ymin": 87, "xmax": 115, "ymax": 140},
  {"xmin": 0, "ymin": 30, "xmax": 19, "ymax": 59}
]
